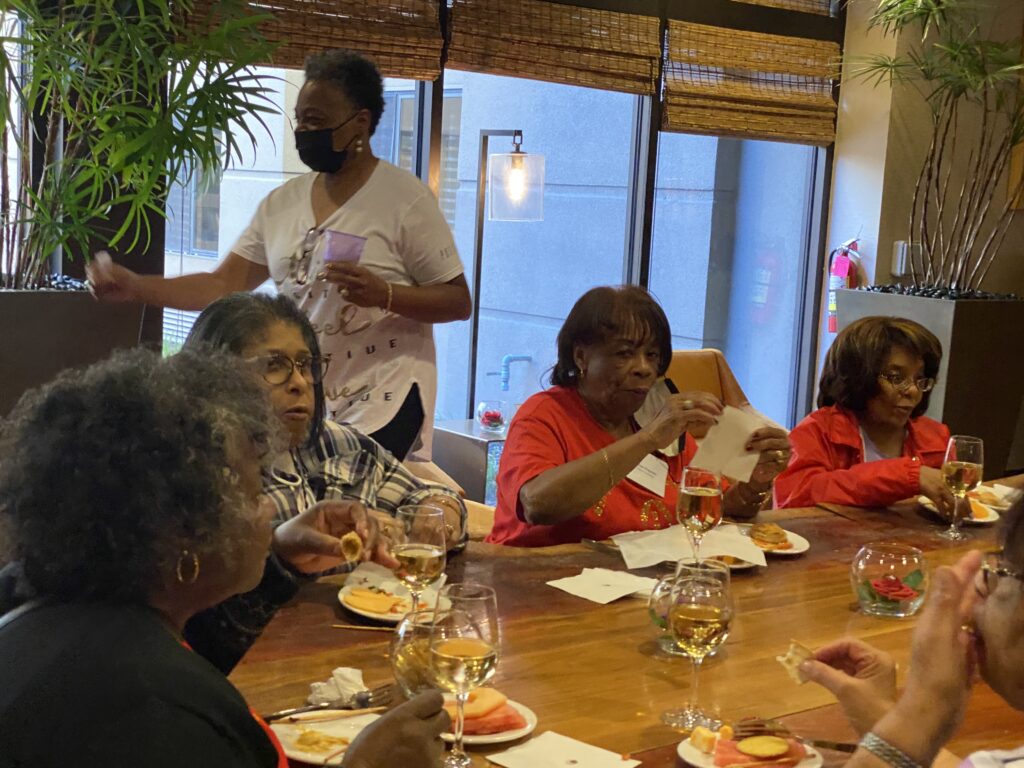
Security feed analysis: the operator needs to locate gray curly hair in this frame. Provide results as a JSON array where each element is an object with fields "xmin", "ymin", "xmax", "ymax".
[{"xmin": 0, "ymin": 348, "xmax": 282, "ymax": 603}]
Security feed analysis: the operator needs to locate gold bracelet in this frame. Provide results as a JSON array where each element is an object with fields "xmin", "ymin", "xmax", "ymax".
[
  {"xmin": 383, "ymin": 282, "xmax": 393, "ymax": 313},
  {"xmin": 600, "ymin": 448, "xmax": 615, "ymax": 488},
  {"xmin": 740, "ymin": 482, "xmax": 772, "ymax": 507}
]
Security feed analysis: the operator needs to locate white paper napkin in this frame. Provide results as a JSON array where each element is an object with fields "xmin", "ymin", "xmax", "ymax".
[
  {"xmin": 487, "ymin": 731, "xmax": 641, "ymax": 768},
  {"xmin": 611, "ymin": 524, "xmax": 767, "ymax": 569},
  {"xmin": 546, "ymin": 568, "xmax": 658, "ymax": 604},
  {"xmin": 308, "ymin": 667, "xmax": 366, "ymax": 705},
  {"xmin": 992, "ymin": 484, "xmax": 1023, "ymax": 505},
  {"xmin": 689, "ymin": 405, "xmax": 779, "ymax": 482}
]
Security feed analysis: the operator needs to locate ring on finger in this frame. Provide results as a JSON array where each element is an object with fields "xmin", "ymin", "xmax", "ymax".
[
  {"xmin": 340, "ymin": 287, "xmax": 349, "ymax": 298},
  {"xmin": 681, "ymin": 399, "xmax": 695, "ymax": 409}
]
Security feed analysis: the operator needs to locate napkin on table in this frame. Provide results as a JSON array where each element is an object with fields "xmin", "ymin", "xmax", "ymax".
[
  {"xmin": 611, "ymin": 524, "xmax": 767, "ymax": 570},
  {"xmin": 689, "ymin": 405, "xmax": 783, "ymax": 483},
  {"xmin": 308, "ymin": 667, "xmax": 366, "ymax": 706},
  {"xmin": 546, "ymin": 568, "xmax": 658, "ymax": 604},
  {"xmin": 488, "ymin": 731, "xmax": 641, "ymax": 768}
]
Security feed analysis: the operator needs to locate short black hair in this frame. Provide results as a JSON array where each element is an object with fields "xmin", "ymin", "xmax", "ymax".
[
  {"xmin": 817, "ymin": 316, "xmax": 942, "ymax": 417},
  {"xmin": 551, "ymin": 286, "xmax": 673, "ymax": 387},
  {"xmin": 304, "ymin": 49, "xmax": 385, "ymax": 135},
  {"xmin": 184, "ymin": 292, "xmax": 327, "ymax": 447},
  {"xmin": 0, "ymin": 349, "xmax": 275, "ymax": 603}
]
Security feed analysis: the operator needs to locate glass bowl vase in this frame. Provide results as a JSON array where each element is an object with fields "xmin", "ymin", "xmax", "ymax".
[
  {"xmin": 851, "ymin": 542, "xmax": 928, "ymax": 618},
  {"xmin": 476, "ymin": 400, "xmax": 508, "ymax": 433}
]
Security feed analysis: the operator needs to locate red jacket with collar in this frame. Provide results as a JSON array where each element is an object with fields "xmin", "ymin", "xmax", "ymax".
[{"xmin": 774, "ymin": 405, "xmax": 950, "ymax": 509}]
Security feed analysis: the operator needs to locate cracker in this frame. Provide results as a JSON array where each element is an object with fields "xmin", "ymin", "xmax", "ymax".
[{"xmin": 775, "ymin": 640, "xmax": 813, "ymax": 684}]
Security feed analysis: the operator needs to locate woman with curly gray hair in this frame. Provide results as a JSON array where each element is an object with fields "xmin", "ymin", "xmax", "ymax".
[{"xmin": 0, "ymin": 350, "xmax": 448, "ymax": 767}]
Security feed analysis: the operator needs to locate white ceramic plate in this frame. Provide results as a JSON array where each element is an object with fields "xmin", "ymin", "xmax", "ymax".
[
  {"xmin": 917, "ymin": 496, "xmax": 1000, "ymax": 525},
  {"xmin": 738, "ymin": 525, "xmax": 810, "ymax": 556},
  {"xmin": 337, "ymin": 584, "xmax": 449, "ymax": 624},
  {"xmin": 677, "ymin": 738, "xmax": 823, "ymax": 768},
  {"xmin": 441, "ymin": 699, "xmax": 538, "ymax": 745},
  {"xmin": 676, "ymin": 555, "xmax": 760, "ymax": 571},
  {"xmin": 270, "ymin": 711, "xmax": 380, "ymax": 766}
]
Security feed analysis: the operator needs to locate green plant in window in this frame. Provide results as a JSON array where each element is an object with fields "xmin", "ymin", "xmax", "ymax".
[
  {"xmin": 0, "ymin": 0, "xmax": 279, "ymax": 288},
  {"xmin": 855, "ymin": 0, "xmax": 1024, "ymax": 292}
]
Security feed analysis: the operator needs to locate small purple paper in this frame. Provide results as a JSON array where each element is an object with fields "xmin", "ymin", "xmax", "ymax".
[{"xmin": 324, "ymin": 230, "xmax": 367, "ymax": 263}]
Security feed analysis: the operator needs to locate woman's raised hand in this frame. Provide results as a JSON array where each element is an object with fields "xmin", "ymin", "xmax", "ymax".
[
  {"xmin": 747, "ymin": 427, "xmax": 791, "ymax": 484},
  {"xmin": 799, "ymin": 638, "xmax": 897, "ymax": 736},
  {"xmin": 86, "ymin": 251, "xmax": 140, "ymax": 303},
  {"xmin": 641, "ymin": 391, "xmax": 722, "ymax": 451},
  {"xmin": 272, "ymin": 499, "xmax": 398, "ymax": 573}
]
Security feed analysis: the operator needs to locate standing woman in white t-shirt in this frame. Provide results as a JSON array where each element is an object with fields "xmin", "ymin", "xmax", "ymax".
[{"xmin": 87, "ymin": 50, "xmax": 472, "ymax": 460}]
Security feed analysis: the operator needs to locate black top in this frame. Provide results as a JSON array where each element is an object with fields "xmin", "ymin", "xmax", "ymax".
[{"xmin": 0, "ymin": 601, "xmax": 279, "ymax": 768}]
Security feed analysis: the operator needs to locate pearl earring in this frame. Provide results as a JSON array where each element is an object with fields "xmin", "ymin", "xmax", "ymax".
[{"xmin": 356, "ymin": 138, "xmax": 364, "ymax": 154}]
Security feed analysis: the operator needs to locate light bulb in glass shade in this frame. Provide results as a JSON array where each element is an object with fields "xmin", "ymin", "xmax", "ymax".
[{"xmin": 505, "ymin": 163, "xmax": 527, "ymax": 203}]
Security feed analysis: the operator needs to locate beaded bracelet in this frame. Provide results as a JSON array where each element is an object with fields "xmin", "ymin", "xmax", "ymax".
[
  {"xmin": 383, "ymin": 282, "xmax": 394, "ymax": 313},
  {"xmin": 859, "ymin": 732, "xmax": 926, "ymax": 768},
  {"xmin": 600, "ymin": 448, "xmax": 614, "ymax": 488}
]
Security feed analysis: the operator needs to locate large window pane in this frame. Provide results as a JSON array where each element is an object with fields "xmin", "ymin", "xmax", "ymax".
[
  {"xmin": 649, "ymin": 134, "xmax": 817, "ymax": 427},
  {"xmin": 434, "ymin": 71, "xmax": 637, "ymax": 421}
]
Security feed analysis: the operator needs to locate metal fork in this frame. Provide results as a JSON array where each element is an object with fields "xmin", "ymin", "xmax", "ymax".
[
  {"xmin": 263, "ymin": 684, "xmax": 394, "ymax": 722},
  {"xmin": 733, "ymin": 717, "xmax": 857, "ymax": 754}
]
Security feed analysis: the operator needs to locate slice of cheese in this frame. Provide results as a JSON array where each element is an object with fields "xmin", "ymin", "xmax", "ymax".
[
  {"xmin": 775, "ymin": 639, "xmax": 813, "ymax": 684},
  {"xmin": 343, "ymin": 587, "xmax": 401, "ymax": 614}
]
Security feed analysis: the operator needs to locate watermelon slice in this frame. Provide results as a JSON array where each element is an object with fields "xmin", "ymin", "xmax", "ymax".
[
  {"xmin": 714, "ymin": 738, "xmax": 807, "ymax": 768},
  {"xmin": 455, "ymin": 703, "xmax": 528, "ymax": 736}
]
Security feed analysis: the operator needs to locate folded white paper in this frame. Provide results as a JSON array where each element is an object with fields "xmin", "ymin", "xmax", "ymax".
[
  {"xmin": 611, "ymin": 524, "xmax": 767, "ymax": 569},
  {"xmin": 308, "ymin": 667, "xmax": 366, "ymax": 705},
  {"xmin": 689, "ymin": 405, "xmax": 776, "ymax": 482},
  {"xmin": 488, "ymin": 731, "xmax": 642, "ymax": 768},
  {"xmin": 546, "ymin": 568, "xmax": 658, "ymax": 604}
]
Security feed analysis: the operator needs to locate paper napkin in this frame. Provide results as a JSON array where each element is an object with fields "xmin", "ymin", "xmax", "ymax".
[
  {"xmin": 488, "ymin": 731, "xmax": 641, "ymax": 768},
  {"xmin": 689, "ymin": 405, "xmax": 779, "ymax": 483},
  {"xmin": 308, "ymin": 667, "xmax": 366, "ymax": 705},
  {"xmin": 611, "ymin": 524, "xmax": 767, "ymax": 569},
  {"xmin": 546, "ymin": 568, "xmax": 658, "ymax": 604}
]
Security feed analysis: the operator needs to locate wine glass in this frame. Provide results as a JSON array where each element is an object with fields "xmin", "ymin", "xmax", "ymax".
[
  {"xmin": 390, "ymin": 608, "xmax": 442, "ymax": 699},
  {"xmin": 648, "ymin": 572, "xmax": 688, "ymax": 657},
  {"xmin": 677, "ymin": 467, "xmax": 724, "ymax": 561},
  {"xmin": 661, "ymin": 560, "xmax": 733, "ymax": 731},
  {"xmin": 393, "ymin": 505, "xmax": 447, "ymax": 611},
  {"xmin": 430, "ymin": 584, "xmax": 500, "ymax": 768},
  {"xmin": 939, "ymin": 435, "xmax": 983, "ymax": 541}
]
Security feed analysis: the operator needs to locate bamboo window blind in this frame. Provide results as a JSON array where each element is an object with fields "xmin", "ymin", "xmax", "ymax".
[
  {"xmin": 189, "ymin": 0, "xmax": 443, "ymax": 80},
  {"xmin": 446, "ymin": 0, "xmax": 661, "ymax": 95},
  {"xmin": 662, "ymin": 20, "xmax": 839, "ymax": 144}
]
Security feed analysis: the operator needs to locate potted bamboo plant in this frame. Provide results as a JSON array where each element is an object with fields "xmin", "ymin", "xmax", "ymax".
[
  {"xmin": 836, "ymin": 0, "xmax": 1024, "ymax": 474},
  {"xmin": 0, "ymin": 0, "xmax": 277, "ymax": 413}
]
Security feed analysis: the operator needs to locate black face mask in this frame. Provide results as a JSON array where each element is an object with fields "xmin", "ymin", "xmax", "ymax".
[{"xmin": 294, "ymin": 112, "xmax": 359, "ymax": 173}]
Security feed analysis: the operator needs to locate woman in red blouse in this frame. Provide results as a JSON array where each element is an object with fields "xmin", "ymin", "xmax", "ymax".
[
  {"xmin": 487, "ymin": 286, "xmax": 791, "ymax": 547},
  {"xmin": 774, "ymin": 316, "xmax": 954, "ymax": 512}
]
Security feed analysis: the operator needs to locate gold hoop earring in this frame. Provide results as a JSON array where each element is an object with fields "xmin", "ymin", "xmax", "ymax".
[
  {"xmin": 578, "ymin": 368, "xmax": 586, "ymax": 381},
  {"xmin": 175, "ymin": 550, "xmax": 200, "ymax": 585}
]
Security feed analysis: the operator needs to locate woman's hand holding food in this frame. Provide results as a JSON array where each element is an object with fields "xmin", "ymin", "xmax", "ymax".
[
  {"xmin": 799, "ymin": 638, "xmax": 897, "ymax": 736},
  {"xmin": 273, "ymin": 499, "xmax": 396, "ymax": 573},
  {"xmin": 343, "ymin": 691, "xmax": 449, "ymax": 768},
  {"xmin": 746, "ymin": 427, "xmax": 791, "ymax": 485},
  {"xmin": 919, "ymin": 465, "xmax": 957, "ymax": 520},
  {"xmin": 641, "ymin": 391, "xmax": 722, "ymax": 450}
]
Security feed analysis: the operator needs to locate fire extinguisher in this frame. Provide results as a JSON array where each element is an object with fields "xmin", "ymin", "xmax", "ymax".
[
  {"xmin": 751, "ymin": 242, "xmax": 780, "ymax": 326},
  {"xmin": 826, "ymin": 238, "xmax": 861, "ymax": 333}
]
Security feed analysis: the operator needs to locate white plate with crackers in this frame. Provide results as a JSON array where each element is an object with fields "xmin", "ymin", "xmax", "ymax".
[
  {"xmin": 740, "ymin": 523, "xmax": 810, "ymax": 556},
  {"xmin": 270, "ymin": 711, "xmax": 380, "ymax": 765},
  {"xmin": 338, "ymin": 562, "xmax": 448, "ymax": 624},
  {"xmin": 917, "ymin": 496, "xmax": 1000, "ymax": 525},
  {"xmin": 677, "ymin": 737, "xmax": 823, "ymax": 768}
]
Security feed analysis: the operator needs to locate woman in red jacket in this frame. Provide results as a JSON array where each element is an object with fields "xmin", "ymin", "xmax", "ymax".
[{"xmin": 775, "ymin": 316, "xmax": 955, "ymax": 513}]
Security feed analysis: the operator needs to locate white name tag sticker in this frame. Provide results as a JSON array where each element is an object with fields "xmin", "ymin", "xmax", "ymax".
[{"xmin": 626, "ymin": 453, "xmax": 669, "ymax": 496}]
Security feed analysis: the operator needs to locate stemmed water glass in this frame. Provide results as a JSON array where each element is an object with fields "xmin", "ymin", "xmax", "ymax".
[
  {"xmin": 392, "ymin": 505, "xmax": 447, "ymax": 611},
  {"xmin": 661, "ymin": 561, "xmax": 733, "ymax": 731},
  {"xmin": 677, "ymin": 467, "xmax": 724, "ymax": 561},
  {"xmin": 430, "ymin": 584, "xmax": 500, "ymax": 768},
  {"xmin": 390, "ymin": 608, "xmax": 442, "ymax": 699},
  {"xmin": 939, "ymin": 435, "xmax": 983, "ymax": 541}
]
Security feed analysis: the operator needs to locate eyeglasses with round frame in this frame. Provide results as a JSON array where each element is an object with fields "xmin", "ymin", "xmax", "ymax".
[
  {"xmin": 245, "ymin": 353, "xmax": 330, "ymax": 386},
  {"xmin": 289, "ymin": 227, "xmax": 322, "ymax": 285},
  {"xmin": 877, "ymin": 372, "xmax": 936, "ymax": 394},
  {"xmin": 978, "ymin": 550, "xmax": 1024, "ymax": 597}
]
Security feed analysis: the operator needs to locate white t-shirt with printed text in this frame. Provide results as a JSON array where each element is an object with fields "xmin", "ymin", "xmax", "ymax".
[{"xmin": 231, "ymin": 161, "xmax": 463, "ymax": 459}]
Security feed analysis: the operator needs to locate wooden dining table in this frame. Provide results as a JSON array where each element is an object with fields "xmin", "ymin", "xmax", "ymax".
[{"xmin": 230, "ymin": 500, "xmax": 1024, "ymax": 766}]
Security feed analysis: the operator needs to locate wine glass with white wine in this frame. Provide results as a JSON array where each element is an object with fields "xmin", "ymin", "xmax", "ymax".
[
  {"xmin": 661, "ymin": 560, "xmax": 732, "ymax": 731},
  {"xmin": 677, "ymin": 467, "xmax": 724, "ymax": 562},
  {"xmin": 393, "ymin": 505, "xmax": 447, "ymax": 612},
  {"xmin": 430, "ymin": 584, "xmax": 500, "ymax": 768},
  {"xmin": 939, "ymin": 435, "xmax": 983, "ymax": 541}
]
